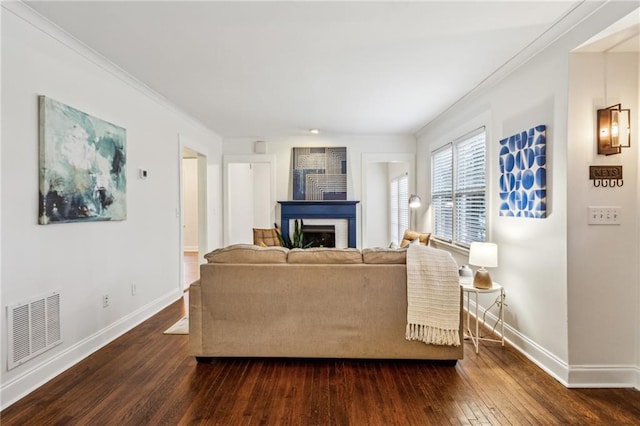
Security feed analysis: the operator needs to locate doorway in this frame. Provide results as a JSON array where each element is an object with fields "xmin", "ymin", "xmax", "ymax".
[
  {"xmin": 361, "ymin": 153, "xmax": 415, "ymax": 248},
  {"xmin": 181, "ymin": 147, "xmax": 207, "ymax": 291},
  {"xmin": 223, "ymin": 155, "xmax": 276, "ymax": 246}
]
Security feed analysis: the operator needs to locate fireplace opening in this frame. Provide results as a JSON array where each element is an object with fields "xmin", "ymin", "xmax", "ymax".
[{"xmin": 302, "ymin": 225, "xmax": 335, "ymax": 248}]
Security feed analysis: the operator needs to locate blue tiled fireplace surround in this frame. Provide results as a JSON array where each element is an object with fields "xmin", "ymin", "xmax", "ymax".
[{"xmin": 278, "ymin": 201, "xmax": 359, "ymax": 248}]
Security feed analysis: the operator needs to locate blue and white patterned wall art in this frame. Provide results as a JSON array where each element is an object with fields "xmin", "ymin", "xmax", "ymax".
[
  {"xmin": 292, "ymin": 147, "xmax": 347, "ymax": 200},
  {"xmin": 499, "ymin": 125, "xmax": 546, "ymax": 218}
]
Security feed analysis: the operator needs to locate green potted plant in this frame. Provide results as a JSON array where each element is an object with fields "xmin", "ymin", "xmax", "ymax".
[{"xmin": 274, "ymin": 219, "xmax": 313, "ymax": 249}]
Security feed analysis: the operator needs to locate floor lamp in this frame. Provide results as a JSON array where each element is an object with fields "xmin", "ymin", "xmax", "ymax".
[{"xmin": 408, "ymin": 194, "xmax": 422, "ymax": 229}]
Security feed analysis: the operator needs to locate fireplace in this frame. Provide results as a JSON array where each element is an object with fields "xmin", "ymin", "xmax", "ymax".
[
  {"xmin": 302, "ymin": 224, "xmax": 336, "ymax": 248},
  {"xmin": 278, "ymin": 201, "xmax": 359, "ymax": 248}
]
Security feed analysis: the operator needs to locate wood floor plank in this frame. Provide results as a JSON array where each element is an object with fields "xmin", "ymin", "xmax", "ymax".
[{"xmin": 2, "ymin": 298, "xmax": 639, "ymax": 425}]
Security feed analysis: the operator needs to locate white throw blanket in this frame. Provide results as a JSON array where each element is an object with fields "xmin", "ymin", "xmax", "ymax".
[{"xmin": 406, "ymin": 244, "xmax": 461, "ymax": 346}]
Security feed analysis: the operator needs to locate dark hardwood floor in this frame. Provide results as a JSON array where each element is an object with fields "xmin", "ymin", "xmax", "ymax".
[
  {"xmin": 183, "ymin": 251, "xmax": 200, "ymax": 291},
  {"xmin": 2, "ymin": 300, "xmax": 639, "ymax": 425}
]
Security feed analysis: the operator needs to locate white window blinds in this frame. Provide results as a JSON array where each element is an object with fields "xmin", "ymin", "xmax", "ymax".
[
  {"xmin": 432, "ymin": 128, "xmax": 486, "ymax": 247},
  {"xmin": 390, "ymin": 179, "xmax": 399, "ymax": 244},
  {"xmin": 432, "ymin": 147, "xmax": 453, "ymax": 241},
  {"xmin": 390, "ymin": 174, "xmax": 409, "ymax": 244}
]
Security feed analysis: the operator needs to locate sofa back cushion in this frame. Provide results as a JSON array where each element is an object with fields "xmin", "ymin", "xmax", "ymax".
[
  {"xmin": 287, "ymin": 248, "xmax": 363, "ymax": 264},
  {"xmin": 204, "ymin": 244, "xmax": 289, "ymax": 264},
  {"xmin": 362, "ymin": 247, "xmax": 407, "ymax": 264}
]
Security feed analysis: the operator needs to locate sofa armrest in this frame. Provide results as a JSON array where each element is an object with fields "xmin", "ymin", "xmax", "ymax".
[{"xmin": 188, "ymin": 279, "xmax": 202, "ymax": 355}]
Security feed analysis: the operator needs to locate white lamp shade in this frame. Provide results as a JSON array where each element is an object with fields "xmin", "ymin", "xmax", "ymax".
[
  {"xmin": 468, "ymin": 242, "xmax": 498, "ymax": 268},
  {"xmin": 408, "ymin": 194, "xmax": 422, "ymax": 208}
]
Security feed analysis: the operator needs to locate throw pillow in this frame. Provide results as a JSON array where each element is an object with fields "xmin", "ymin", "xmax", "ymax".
[{"xmin": 400, "ymin": 230, "xmax": 431, "ymax": 247}]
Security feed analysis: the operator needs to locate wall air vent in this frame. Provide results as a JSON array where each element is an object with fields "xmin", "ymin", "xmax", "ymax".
[{"xmin": 7, "ymin": 291, "xmax": 62, "ymax": 370}]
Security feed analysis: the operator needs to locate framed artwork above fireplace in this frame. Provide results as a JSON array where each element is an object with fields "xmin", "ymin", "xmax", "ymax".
[{"xmin": 292, "ymin": 147, "xmax": 347, "ymax": 200}]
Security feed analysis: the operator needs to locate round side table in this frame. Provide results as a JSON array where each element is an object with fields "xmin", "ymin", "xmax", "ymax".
[{"xmin": 459, "ymin": 278, "xmax": 505, "ymax": 354}]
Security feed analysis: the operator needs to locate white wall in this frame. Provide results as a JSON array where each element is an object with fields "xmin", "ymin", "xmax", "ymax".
[
  {"xmin": 253, "ymin": 163, "xmax": 272, "ymax": 229},
  {"xmin": 388, "ymin": 163, "xmax": 410, "ymax": 181},
  {"xmin": 225, "ymin": 162, "xmax": 273, "ymax": 244},
  {"xmin": 227, "ymin": 163, "xmax": 254, "ymax": 244},
  {"xmin": 637, "ymin": 63, "xmax": 640, "ymax": 390},
  {"xmin": 567, "ymin": 51, "xmax": 639, "ymax": 386},
  {"xmin": 182, "ymin": 158, "xmax": 199, "ymax": 251},
  {"xmin": 223, "ymin": 135, "xmax": 416, "ymax": 248},
  {"xmin": 416, "ymin": 2, "xmax": 639, "ymax": 387},
  {"xmin": 0, "ymin": 4, "xmax": 223, "ymax": 408},
  {"xmin": 364, "ymin": 162, "xmax": 389, "ymax": 247}
]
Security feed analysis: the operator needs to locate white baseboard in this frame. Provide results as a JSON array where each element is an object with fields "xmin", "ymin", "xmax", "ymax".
[
  {"xmin": 465, "ymin": 299, "xmax": 570, "ymax": 386},
  {"xmin": 0, "ymin": 290, "xmax": 181, "ymax": 411},
  {"xmin": 467, "ymin": 300, "xmax": 639, "ymax": 388},
  {"xmin": 503, "ymin": 325, "xmax": 570, "ymax": 386},
  {"xmin": 567, "ymin": 365, "xmax": 639, "ymax": 388}
]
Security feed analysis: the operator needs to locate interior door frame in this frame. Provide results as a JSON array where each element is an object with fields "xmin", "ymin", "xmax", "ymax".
[
  {"xmin": 178, "ymin": 142, "xmax": 208, "ymax": 293},
  {"xmin": 361, "ymin": 153, "xmax": 415, "ymax": 248},
  {"xmin": 222, "ymin": 154, "xmax": 276, "ymax": 246}
]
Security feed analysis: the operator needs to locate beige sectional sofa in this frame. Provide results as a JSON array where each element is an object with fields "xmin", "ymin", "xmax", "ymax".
[{"xmin": 189, "ymin": 245, "xmax": 463, "ymax": 362}]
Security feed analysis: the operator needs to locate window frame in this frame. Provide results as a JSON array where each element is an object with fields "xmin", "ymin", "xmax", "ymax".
[
  {"xmin": 431, "ymin": 126, "xmax": 487, "ymax": 248},
  {"xmin": 389, "ymin": 173, "xmax": 409, "ymax": 245}
]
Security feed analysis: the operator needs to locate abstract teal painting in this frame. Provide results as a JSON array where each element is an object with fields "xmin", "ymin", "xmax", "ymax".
[
  {"xmin": 499, "ymin": 125, "xmax": 546, "ymax": 218},
  {"xmin": 38, "ymin": 96, "xmax": 127, "ymax": 224}
]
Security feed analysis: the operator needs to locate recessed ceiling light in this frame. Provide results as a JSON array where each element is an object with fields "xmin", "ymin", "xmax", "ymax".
[{"xmin": 309, "ymin": 128, "xmax": 320, "ymax": 134}]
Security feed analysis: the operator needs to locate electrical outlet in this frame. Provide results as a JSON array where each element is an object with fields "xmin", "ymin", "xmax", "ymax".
[
  {"xmin": 102, "ymin": 294, "xmax": 110, "ymax": 308},
  {"xmin": 131, "ymin": 282, "xmax": 137, "ymax": 296},
  {"xmin": 587, "ymin": 206, "xmax": 621, "ymax": 225}
]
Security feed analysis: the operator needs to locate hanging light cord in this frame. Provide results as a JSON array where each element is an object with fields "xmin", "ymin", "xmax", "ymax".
[{"xmin": 602, "ymin": 51, "xmax": 608, "ymax": 105}]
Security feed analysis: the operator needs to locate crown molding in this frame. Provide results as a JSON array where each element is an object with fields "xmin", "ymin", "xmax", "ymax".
[{"xmin": 2, "ymin": 1, "xmax": 218, "ymax": 137}]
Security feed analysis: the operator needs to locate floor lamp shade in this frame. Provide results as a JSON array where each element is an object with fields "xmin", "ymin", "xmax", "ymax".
[
  {"xmin": 408, "ymin": 194, "xmax": 421, "ymax": 229},
  {"xmin": 468, "ymin": 242, "xmax": 498, "ymax": 289}
]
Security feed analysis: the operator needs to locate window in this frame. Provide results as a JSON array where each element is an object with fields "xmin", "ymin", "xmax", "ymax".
[
  {"xmin": 390, "ymin": 174, "xmax": 409, "ymax": 244},
  {"xmin": 431, "ymin": 128, "xmax": 486, "ymax": 247}
]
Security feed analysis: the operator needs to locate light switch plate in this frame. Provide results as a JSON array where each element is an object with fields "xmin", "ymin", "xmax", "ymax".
[{"xmin": 587, "ymin": 206, "xmax": 621, "ymax": 225}]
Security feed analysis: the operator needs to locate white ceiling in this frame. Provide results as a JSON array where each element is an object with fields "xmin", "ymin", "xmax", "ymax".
[{"xmin": 23, "ymin": 1, "xmax": 637, "ymax": 139}]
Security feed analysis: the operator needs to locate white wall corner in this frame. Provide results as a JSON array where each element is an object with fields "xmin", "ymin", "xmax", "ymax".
[
  {"xmin": 466, "ymin": 299, "xmax": 570, "ymax": 386},
  {"xmin": 501, "ymin": 328, "xmax": 569, "ymax": 388},
  {"xmin": 0, "ymin": 290, "xmax": 181, "ymax": 411}
]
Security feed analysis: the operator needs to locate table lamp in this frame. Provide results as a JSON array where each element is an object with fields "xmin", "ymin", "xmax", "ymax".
[{"xmin": 468, "ymin": 242, "xmax": 498, "ymax": 289}]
